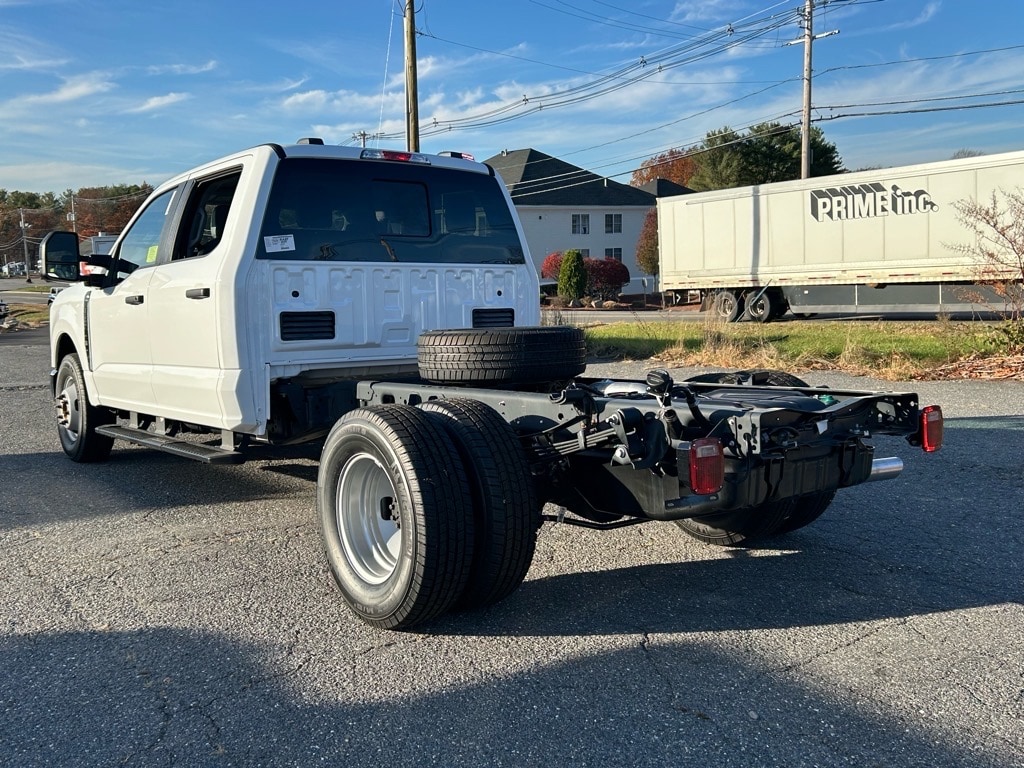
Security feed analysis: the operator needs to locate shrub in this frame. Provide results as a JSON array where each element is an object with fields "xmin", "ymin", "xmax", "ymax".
[
  {"xmin": 585, "ymin": 258, "xmax": 630, "ymax": 299},
  {"xmin": 557, "ymin": 249, "xmax": 587, "ymax": 301},
  {"xmin": 540, "ymin": 251, "xmax": 563, "ymax": 280}
]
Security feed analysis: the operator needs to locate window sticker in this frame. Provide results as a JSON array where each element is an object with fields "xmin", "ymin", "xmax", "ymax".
[
  {"xmin": 146, "ymin": 245, "xmax": 159, "ymax": 263},
  {"xmin": 264, "ymin": 234, "xmax": 296, "ymax": 253}
]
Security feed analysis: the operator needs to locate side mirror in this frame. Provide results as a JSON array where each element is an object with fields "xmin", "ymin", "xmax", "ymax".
[{"xmin": 39, "ymin": 231, "xmax": 83, "ymax": 282}]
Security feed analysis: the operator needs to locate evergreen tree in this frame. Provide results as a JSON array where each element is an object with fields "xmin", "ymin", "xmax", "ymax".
[{"xmin": 557, "ymin": 248, "xmax": 587, "ymax": 301}]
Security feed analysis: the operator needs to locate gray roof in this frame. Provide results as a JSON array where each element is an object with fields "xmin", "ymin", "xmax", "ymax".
[
  {"xmin": 640, "ymin": 178, "xmax": 694, "ymax": 198},
  {"xmin": 483, "ymin": 148, "xmax": 655, "ymax": 207}
]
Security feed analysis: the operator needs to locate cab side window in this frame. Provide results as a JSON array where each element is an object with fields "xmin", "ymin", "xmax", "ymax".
[
  {"xmin": 178, "ymin": 170, "xmax": 242, "ymax": 259},
  {"xmin": 117, "ymin": 188, "xmax": 178, "ymax": 275}
]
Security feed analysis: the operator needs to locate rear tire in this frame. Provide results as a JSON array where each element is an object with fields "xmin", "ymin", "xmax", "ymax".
[
  {"xmin": 417, "ymin": 326, "xmax": 586, "ymax": 386},
  {"xmin": 743, "ymin": 290, "xmax": 774, "ymax": 323},
  {"xmin": 675, "ymin": 499, "xmax": 795, "ymax": 546},
  {"xmin": 420, "ymin": 398, "xmax": 539, "ymax": 609},
  {"xmin": 776, "ymin": 490, "xmax": 836, "ymax": 535},
  {"xmin": 54, "ymin": 352, "xmax": 114, "ymax": 463},
  {"xmin": 710, "ymin": 291, "xmax": 742, "ymax": 323},
  {"xmin": 316, "ymin": 405, "xmax": 474, "ymax": 630}
]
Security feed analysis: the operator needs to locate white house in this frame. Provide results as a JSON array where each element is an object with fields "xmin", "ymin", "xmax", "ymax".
[{"xmin": 484, "ymin": 148, "xmax": 672, "ymax": 295}]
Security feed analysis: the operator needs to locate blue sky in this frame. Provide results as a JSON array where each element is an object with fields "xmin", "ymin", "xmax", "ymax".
[{"xmin": 1, "ymin": 0, "xmax": 1022, "ymax": 194}]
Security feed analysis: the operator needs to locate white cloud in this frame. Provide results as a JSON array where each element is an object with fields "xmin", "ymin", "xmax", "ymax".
[
  {"xmin": 0, "ymin": 160, "xmax": 154, "ymax": 192},
  {"xmin": 124, "ymin": 92, "xmax": 190, "ymax": 113},
  {"xmin": 0, "ymin": 73, "xmax": 116, "ymax": 118},
  {"xmin": 280, "ymin": 87, "xmax": 402, "ymax": 116},
  {"xmin": 146, "ymin": 60, "xmax": 218, "ymax": 76},
  {"xmin": 670, "ymin": 0, "xmax": 746, "ymax": 25},
  {"xmin": 238, "ymin": 75, "xmax": 310, "ymax": 93}
]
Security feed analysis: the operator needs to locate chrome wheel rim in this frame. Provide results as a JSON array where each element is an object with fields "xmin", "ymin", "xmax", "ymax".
[
  {"xmin": 56, "ymin": 372, "xmax": 81, "ymax": 443},
  {"xmin": 337, "ymin": 452, "xmax": 401, "ymax": 585}
]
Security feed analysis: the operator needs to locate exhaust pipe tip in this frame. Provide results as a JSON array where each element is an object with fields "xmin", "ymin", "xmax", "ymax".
[{"xmin": 868, "ymin": 456, "xmax": 903, "ymax": 482}]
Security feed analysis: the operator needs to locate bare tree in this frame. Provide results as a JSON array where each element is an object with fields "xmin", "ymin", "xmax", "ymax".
[{"xmin": 950, "ymin": 189, "xmax": 1024, "ymax": 350}]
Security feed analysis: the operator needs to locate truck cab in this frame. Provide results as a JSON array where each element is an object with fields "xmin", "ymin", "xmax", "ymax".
[{"xmin": 44, "ymin": 140, "xmax": 538, "ymax": 441}]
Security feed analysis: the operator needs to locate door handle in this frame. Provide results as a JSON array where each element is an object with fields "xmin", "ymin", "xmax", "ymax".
[
  {"xmin": 124, "ymin": 295, "xmax": 144, "ymax": 305},
  {"xmin": 185, "ymin": 288, "xmax": 211, "ymax": 299}
]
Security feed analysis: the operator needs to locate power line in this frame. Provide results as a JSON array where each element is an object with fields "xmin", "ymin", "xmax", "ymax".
[{"xmin": 384, "ymin": 11, "xmax": 797, "ymax": 141}]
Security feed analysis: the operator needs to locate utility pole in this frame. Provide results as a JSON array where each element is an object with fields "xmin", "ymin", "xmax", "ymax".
[
  {"xmin": 800, "ymin": 0, "xmax": 814, "ymax": 179},
  {"xmin": 791, "ymin": 0, "xmax": 838, "ymax": 179},
  {"xmin": 19, "ymin": 208, "xmax": 32, "ymax": 281},
  {"xmin": 404, "ymin": 0, "xmax": 420, "ymax": 152}
]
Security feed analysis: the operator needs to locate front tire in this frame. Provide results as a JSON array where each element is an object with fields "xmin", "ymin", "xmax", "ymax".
[
  {"xmin": 317, "ymin": 405, "xmax": 474, "ymax": 630},
  {"xmin": 54, "ymin": 352, "xmax": 114, "ymax": 463}
]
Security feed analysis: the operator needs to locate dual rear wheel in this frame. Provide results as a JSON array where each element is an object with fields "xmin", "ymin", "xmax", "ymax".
[{"xmin": 317, "ymin": 399, "xmax": 538, "ymax": 630}]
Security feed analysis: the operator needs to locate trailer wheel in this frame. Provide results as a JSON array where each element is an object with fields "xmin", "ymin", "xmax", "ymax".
[
  {"xmin": 317, "ymin": 405, "xmax": 474, "ymax": 630},
  {"xmin": 710, "ymin": 291, "xmax": 742, "ymax": 322},
  {"xmin": 675, "ymin": 498, "xmax": 796, "ymax": 546},
  {"xmin": 743, "ymin": 290, "xmax": 776, "ymax": 323},
  {"xmin": 776, "ymin": 490, "xmax": 836, "ymax": 535},
  {"xmin": 54, "ymin": 352, "xmax": 115, "ymax": 463},
  {"xmin": 417, "ymin": 326, "xmax": 586, "ymax": 385},
  {"xmin": 685, "ymin": 369, "xmax": 810, "ymax": 388},
  {"xmin": 420, "ymin": 398, "xmax": 539, "ymax": 609}
]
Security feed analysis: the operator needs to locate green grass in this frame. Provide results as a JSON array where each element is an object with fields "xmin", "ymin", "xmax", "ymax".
[
  {"xmin": 4, "ymin": 303, "xmax": 50, "ymax": 326},
  {"xmin": 583, "ymin": 317, "xmax": 1009, "ymax": 379}
]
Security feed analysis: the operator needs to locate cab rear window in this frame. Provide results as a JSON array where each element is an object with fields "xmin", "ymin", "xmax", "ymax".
[{"xmin": 258, "ymin": 158, "xmax": 525, "ymax": 264}]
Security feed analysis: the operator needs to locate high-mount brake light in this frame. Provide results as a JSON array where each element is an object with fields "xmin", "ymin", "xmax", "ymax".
[
  {"xmin": 360, "ymin": 149, "xmax": 431, "ymax": 164},
  {"xmin": 689, "ymin": 437, "xmax": 725, "ymax": 495},
  {"xmin": 439, "ymin": 150, "xmax": 475, "ymax": 161},
  {"xmin": 919, "ymin": 405, "xmax": 943, "ymax": 452}
]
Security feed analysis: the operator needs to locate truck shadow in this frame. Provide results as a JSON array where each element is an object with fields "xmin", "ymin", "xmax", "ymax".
[
  {"xmin": 0, "ymin": 625, "xmax": 1016, "ymax": 768},
  {"xmin": 437, "ymin": 414, "xmax": 1023, "ymax": 637}
]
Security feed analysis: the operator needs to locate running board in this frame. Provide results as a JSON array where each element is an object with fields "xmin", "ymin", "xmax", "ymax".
[{"xmin": 95, "ymin": 425, "xmax": 244, "ymax": 464}]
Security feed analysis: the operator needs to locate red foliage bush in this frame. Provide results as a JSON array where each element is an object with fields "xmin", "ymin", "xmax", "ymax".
[
  {"xmin": 585, "ymin": 258, "xmax": 631, "ymax": 299},
  {"xmin": 540, "ymin": 251, "xmax": 563, "ymax": 280}
]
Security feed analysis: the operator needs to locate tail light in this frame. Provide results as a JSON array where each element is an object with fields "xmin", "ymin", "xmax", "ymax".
[
  {"xmin": 689, "ymin": 437, "xmax": 725, "ymax": 495},
  {"xmin": 919, "ymin": 405, "xmax": 943, "ymax": 452}
]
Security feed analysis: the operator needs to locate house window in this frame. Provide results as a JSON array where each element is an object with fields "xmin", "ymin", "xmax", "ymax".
[
  {"xmin": 605, "ymin": 248, "xmax": 622, "ymax": 261},
  {"xmin": 571, "ymin": 213, "xmax": 590, "ymax": 235},
  {"xmin": 605, "ymin": 213, "xmax": 622, "ymax": 234},
  {"xmin": 579, "ymin": 249, "xmax": 590, "ymax": 257}
]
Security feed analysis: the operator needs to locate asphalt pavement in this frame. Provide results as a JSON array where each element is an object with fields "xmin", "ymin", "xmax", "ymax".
[{"xmin": 1, "ymin": 338, "xmax": 1021, "ymax": 767}]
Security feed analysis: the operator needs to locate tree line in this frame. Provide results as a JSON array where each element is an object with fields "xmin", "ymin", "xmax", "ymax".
[{"xmin": 0, "ymin": 184, "xmax": 152, "ymax": 270}]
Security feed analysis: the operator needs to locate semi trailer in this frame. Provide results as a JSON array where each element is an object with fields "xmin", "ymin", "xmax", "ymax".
[{"xmin": 657, "ymin": 149, "xmax": 1024, "ymax": 321}]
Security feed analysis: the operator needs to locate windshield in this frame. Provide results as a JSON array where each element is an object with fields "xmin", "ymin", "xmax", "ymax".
[{"xmin": 258, "ymin": 157, "xmax": 525, "ymax": 264}]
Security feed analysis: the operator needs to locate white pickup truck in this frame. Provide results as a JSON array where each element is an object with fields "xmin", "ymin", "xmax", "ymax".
[{"xmin": 42, "ymin": 139, "xmax": 943, "ymax": 630}]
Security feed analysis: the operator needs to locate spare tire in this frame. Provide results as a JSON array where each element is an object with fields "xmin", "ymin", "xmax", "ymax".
[{"xmin": 418, "ymin": 326, "xmax": 586, "ymax": 385}]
